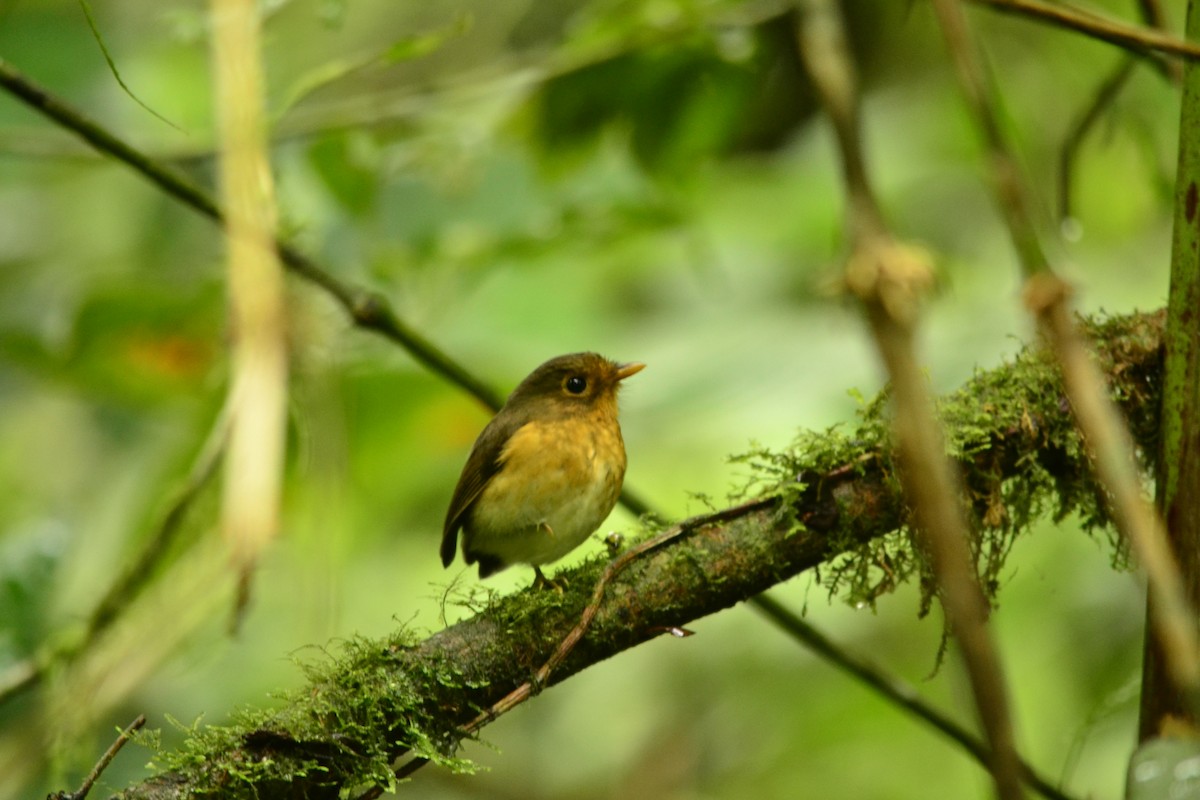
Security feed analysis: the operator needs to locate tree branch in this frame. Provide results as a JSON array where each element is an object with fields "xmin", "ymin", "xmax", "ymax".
[
  {"xmin": 1141, "ymin": 0, "xmax": 1200, "ymax": 741},
  {"xmin": 969, "ymin": 0, "xmax": 1200, "ymax": 64},
  {"xmin": 0, "ymin": 56, "xmax": 497, "ymax": 409},
  {"xmin": 935, "ymin": 0, "xmax": 1200, "ymax": 709},
  {"xmin": 0, "ymin": 55, "xmax": 657, "ymax": 518},
  {"xmin": 0, "ymin": 20, "xmax": 1170, "ymax": 798},
  {"xmin": 798, "ymin": 1, "xmax": 1023, "ymax": 795},
  {"xmin": 109, "ymin": 309, "xmax": 1165, "ymax": 800},
  {"xmin": 750, "ymin": 595, "xmax": 1077, "ymax": 800}
]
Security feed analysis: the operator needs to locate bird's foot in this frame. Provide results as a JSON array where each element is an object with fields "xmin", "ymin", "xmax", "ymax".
[{"xmin": 532, "ymin": 566, "xmax": 566, "ymax": 593}]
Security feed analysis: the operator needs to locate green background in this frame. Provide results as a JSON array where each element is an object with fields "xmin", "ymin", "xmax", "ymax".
[{"xmin": 0, "ymin": 0, "xmax": 1176, "ymax": 797}]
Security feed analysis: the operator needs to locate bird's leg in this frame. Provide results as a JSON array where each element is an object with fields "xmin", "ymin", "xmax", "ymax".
[
  {"xmin": 531, "ymin": 566, "xmax": 566, "ymax": 593},
  {"xmin": 538, "ymin": 521, "xmax": 555, "ymax": 538}
]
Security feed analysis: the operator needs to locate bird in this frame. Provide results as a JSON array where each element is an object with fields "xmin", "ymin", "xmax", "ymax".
[{"xmin": 441, "ymin": 352, "xmax": 643, "ymax": 586}]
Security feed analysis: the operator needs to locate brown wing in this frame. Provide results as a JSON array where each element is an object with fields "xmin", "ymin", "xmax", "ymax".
[{"xmin": 440, "ymin": 412, "xmax": 527, "ymax": 567}]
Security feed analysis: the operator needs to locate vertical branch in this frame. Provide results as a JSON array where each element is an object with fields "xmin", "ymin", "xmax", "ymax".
[
  {"xmin": 1141, "ymin": 0, "xmax": 1200, "ymax": 741},
  {"xmin": 210, "ymin": 0, "xmax": 288, "ymax": 628},
  {"xmin": 930, "ymin": 0, "xmax": 1200, "ymax": 726},
  {"xmin": 794, "ymin": 2, "xmax": 1024, "ymax": 798},
  {"xmin": 1135, "ymin": 0, "xmax": 1183, "ymax": 83}
]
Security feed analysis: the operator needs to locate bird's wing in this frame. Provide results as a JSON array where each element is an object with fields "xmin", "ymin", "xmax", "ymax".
[{"xmin": 440, "ymin": 413, "xmax": 526, "ymax": 567}]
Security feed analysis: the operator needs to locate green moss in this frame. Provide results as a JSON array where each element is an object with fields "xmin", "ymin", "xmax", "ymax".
[
  {"xmin": 731, "ymin": 312, "xmax": 1156, "ymax": 615},
  {"xmin": 140, "ymin": 628, "xmax": 477, "ymax": 798}
]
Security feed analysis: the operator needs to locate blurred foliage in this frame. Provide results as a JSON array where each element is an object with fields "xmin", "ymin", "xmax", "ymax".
[{"xmin": 0, "ymin": 0, "xmax": 1183, "ymax": 798}]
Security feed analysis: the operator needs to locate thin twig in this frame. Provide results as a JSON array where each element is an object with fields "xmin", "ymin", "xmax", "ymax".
[
  {"xmin": 76, "ymin": 0, "xmax": 181, "ymax": 131},
  {"xmin": 1058, "ymin": 0, "xmax": 1183, "ymax": 220},
  {"xmin": 750, "ymin": 595, "xmax": 1078, "ymax": 800},
  {"xmin": 365, "ymin": 498, "xmax": 777, "ymax": 795},
  {"xmin": 51, "ymin": 713, "xmax": 146, "ymax": 800},
  {"xmin": 0, "ymin": 57, "xmax": 489, "ymax": 408},
  {"xmin": 796, "ymin": 1, "xmax": 1025, "ymax": 797},
  {"xmin": 1134, "ymin": 0, "xmax": 1183, "ymax": 83},
  {"xmin": 932, "ymin": 0, "xmax": 1200, "ymax": 706},
  {"xmin": 483, "ymin": 500, "xmax": 773, "ymax": 720},
  {"xmin": 1058, "ymin": 57, "xmax": 1137, "ymax": 223},
  {"xmin": 970, "ymin": 0, "xmax": 1200, "ymax": 63}
]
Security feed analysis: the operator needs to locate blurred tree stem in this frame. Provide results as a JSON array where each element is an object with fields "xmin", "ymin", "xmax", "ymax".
[
  {"xmin": 210, "ymin": 0, "xmax": 287, "ymax": 630},
  {"xmin": 1139, "ymin": 0, "xmax": 1200, "ymax": 742},
  {"xmin": 797, "ymin": 2, "xmax": 1023, "ymax": 796},
  {"xmin": 935, "ymin": 0, "xmax": 1200, "ymax": 735}
]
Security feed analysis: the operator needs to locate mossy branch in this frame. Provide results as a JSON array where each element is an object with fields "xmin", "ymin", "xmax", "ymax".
[
  {"xmin": 798, "ymin": 1, "xmax": 1021, "ymax": 793},
  {"xmin": 110, "ymin": 309, "xmax": 1163, "ymax": 800}
]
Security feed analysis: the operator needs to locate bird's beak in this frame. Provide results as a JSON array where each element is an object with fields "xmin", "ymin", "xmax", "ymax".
[{"xmin": 615, "ymin": 362, "xmax": 645, "ymax": 381}]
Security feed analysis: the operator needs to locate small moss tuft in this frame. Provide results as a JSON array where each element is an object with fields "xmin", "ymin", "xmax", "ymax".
[
  {"xmin": 730, "ymin": 311, "xmax": 1158, "ymax": 615},
  {"xmin": 141, "ymin": 627, "xmax": 477, "ymax": 798}
]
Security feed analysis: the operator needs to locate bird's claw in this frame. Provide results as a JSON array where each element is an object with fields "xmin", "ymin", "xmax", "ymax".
[{"xmin": 532, "ymin": 566, "xmax": 567, "ymax": 593}]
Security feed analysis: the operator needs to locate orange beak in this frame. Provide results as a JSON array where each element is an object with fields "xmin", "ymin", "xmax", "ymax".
[{"xmin": 615, "ymin": 362, "xmax": 645, "ymax": 381}]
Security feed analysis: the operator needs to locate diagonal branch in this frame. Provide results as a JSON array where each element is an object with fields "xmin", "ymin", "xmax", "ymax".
[
  {"xmin": 0, "ymin": 56, "xmax": 657, "ymax": 514},
  {"xmin": 750, "ymin": 595, "xmax": 1077, "ymax": 800},
  {"xmin": 0, "ymin": 44, "xmax": 937, "ymax": 775},
  {"xmin": 0, "ymin": 56, "xmax": 500, "ymax": 412},
  {"xmin": 969, "ymin": 0, "xmax": 1200, "ymax": 64},
  {"xmin": 0, "ymin": 30, "xmax": 1166, "ymax": 799},
  {"xmin": 797, "ymin": 1, "xmax": 1023, "ymax": 796}
]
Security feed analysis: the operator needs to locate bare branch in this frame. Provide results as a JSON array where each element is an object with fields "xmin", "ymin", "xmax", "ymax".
[
  {"xmin": 969, "ymin": 0, "xmax": 1200, "ymax": 63},
  {"xmin": 750, "ymin": 595, "xmax": 1078, "ymax": 800},
  {"xmin": 53, "ymin": 714, "xmax": 146, "ymax": 800},
  {"xmin": 0, "ymin": 56, "xmax": 658, "ymax": 518}
]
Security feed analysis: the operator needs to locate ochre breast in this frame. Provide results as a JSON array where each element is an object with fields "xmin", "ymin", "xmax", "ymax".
[{"xmin": 464, "ymin": 413, "xmax": 627, "ymax": 566}]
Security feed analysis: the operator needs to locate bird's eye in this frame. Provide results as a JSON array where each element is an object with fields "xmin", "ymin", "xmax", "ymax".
[{"xmin": 565, "ymin": 375, "xmax": 588, "ymax": 394}]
